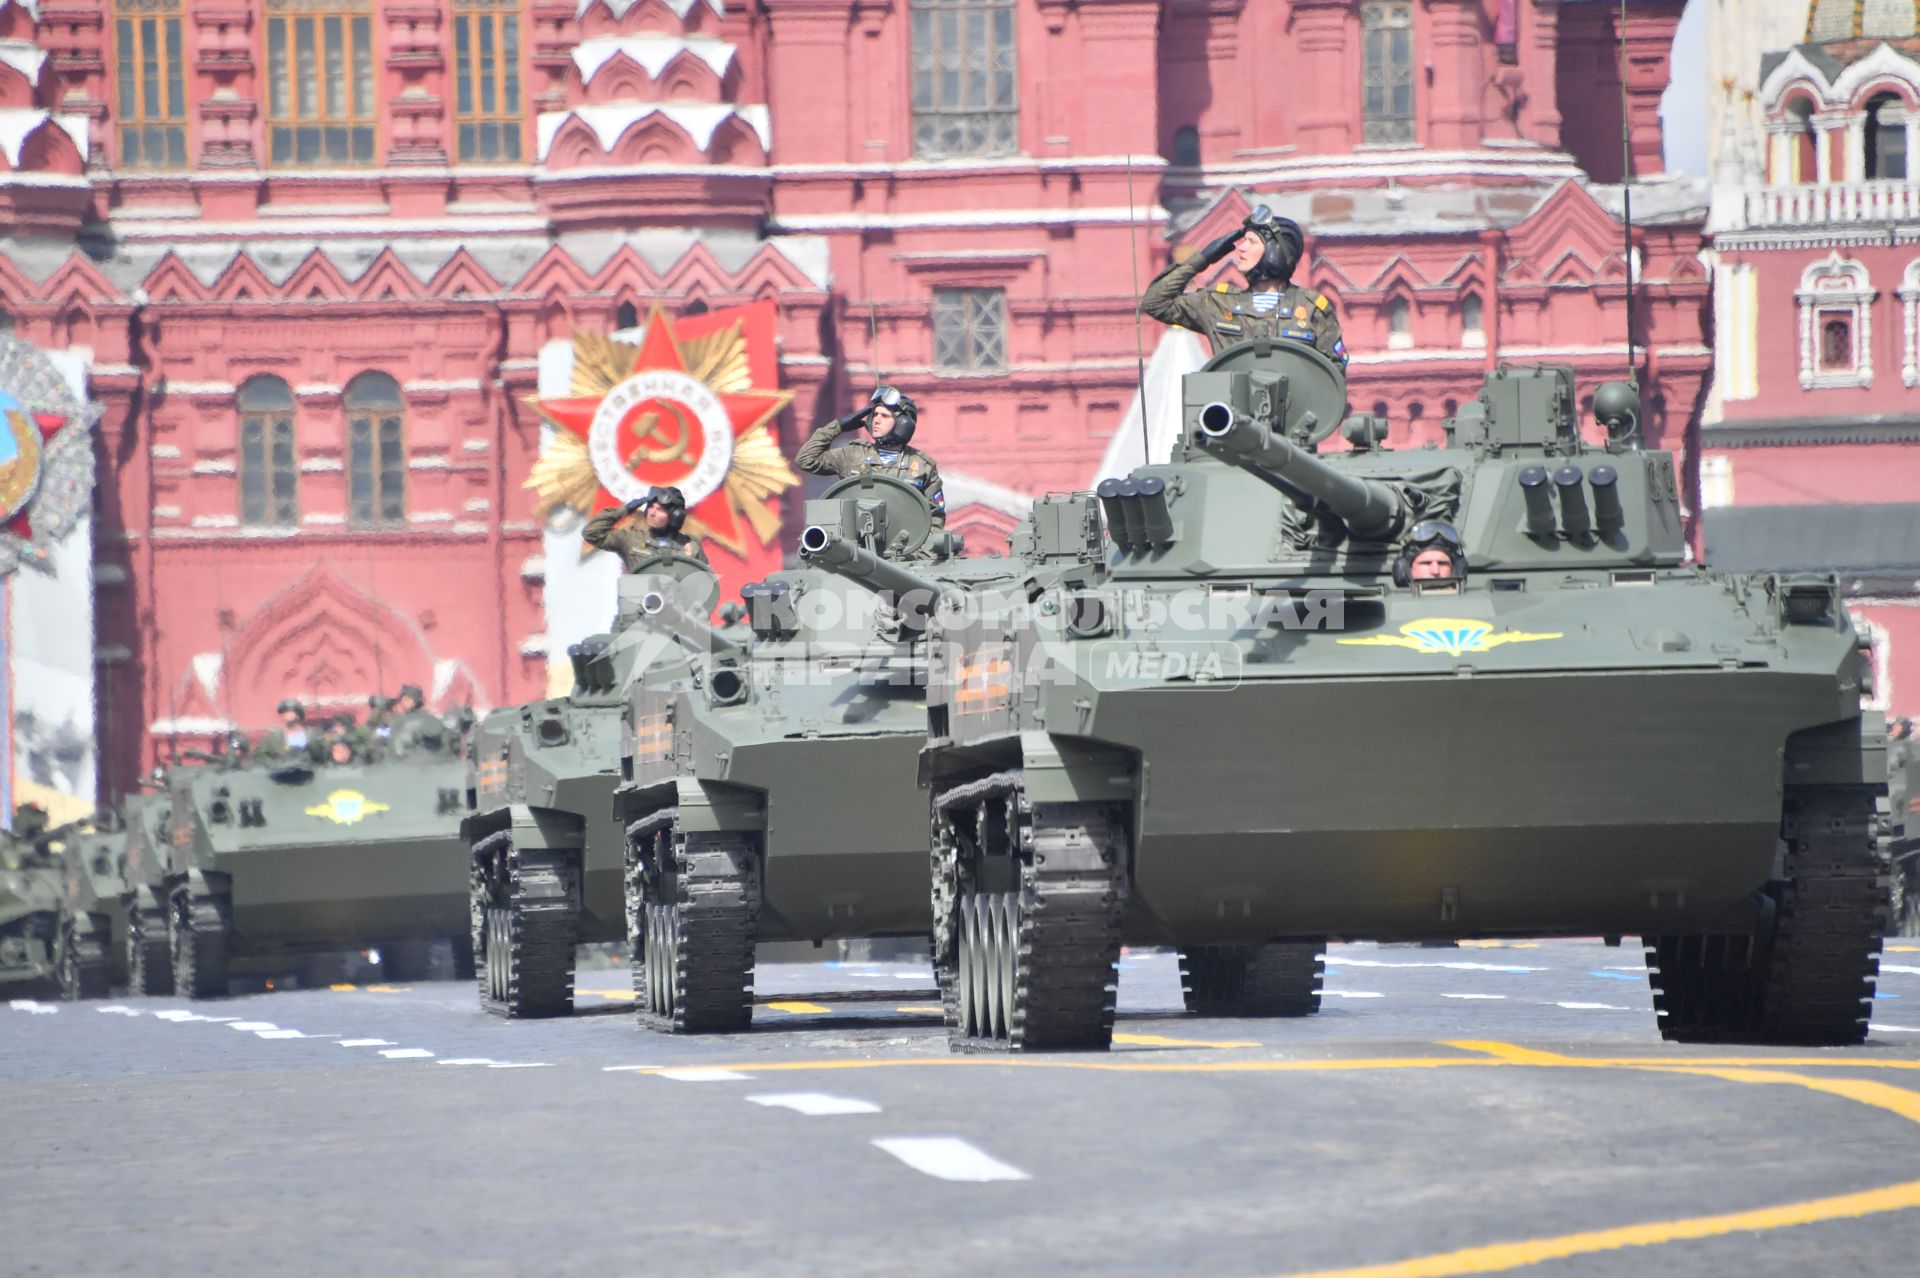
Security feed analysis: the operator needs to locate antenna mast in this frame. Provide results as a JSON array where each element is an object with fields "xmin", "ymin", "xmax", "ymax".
[
  {"xmin": 1124, "ymin": 154, "xmax": 1152, "ymax": 468},
  {"xmin": 1618, "ymin": 0, "xmax": 1636, "ymax": 386}
]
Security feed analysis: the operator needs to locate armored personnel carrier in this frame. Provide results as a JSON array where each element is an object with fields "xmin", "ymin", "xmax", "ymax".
[
  {"xmin": 1892, "ymin": 726, "xmax": 1918, "ymax": 936},
  {"xmin": 45, "ymin": 813, "xmax": 125, "ymax": 999},
  {"xmin": 162, "ymin": 731, "xmax": 471, "ymax": 998},
  {"xmin": 120, "ymin": 787, "xmax": 177, "ymax": 994},
  {"xmin": 922, "ymin": 340, "xmax": 1890, "ymax": 1050},
  {"xmin": 0, "ymin": 813, "xmax": 63, "ymax": 999},
  {"xmin": 613, "ymin": 476, "xmax": 1097, "ymax": 1033},
  {"xmin": 465, "ymin": 553, "xmax": 711, "ymax": 1018}
]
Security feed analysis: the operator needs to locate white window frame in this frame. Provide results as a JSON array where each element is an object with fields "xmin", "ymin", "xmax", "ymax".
[{"xmin": 1796, "ymin": 250, "xmax": 1875, "ymax": 389}]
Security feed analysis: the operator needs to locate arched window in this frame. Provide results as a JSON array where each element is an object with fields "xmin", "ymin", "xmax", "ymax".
[
  {"xmin": 614, "ymin": 300, "xmax": 639, "ymax": 329},
  {"xmin": 1361, "ymin": 2, "xmax": 1415, "ymax": 144},
  {"xmin": 238, "ymin": 376, "xmax": 298, "ymax": 527},
  {"xmin": 1386, "ymin": 296, "xmax": 1412, "ymax": 349},
  {"xmin": 1786, "ymin": 97, "xmax": 1816, "ymax": 183},
  {"xmin": 911, "ymin": 0, "xmax": 1018, "ymax": 158},
  {"xmin": 1865, "ymin": 92, "xmax": 1908, "ymax": 181},
  {"xmin": 1460, "ymin": 292, "xmax": 1484, "ymax": 346},
  {"xmin": 345, "ymin": 372, "xmax": 405, "ymax": 525},
  {"xmin": 1171, "ymin": 125, "xmax": 1200, "ymax": 168},
  {"xmin": 681, "ymin": 298, "xmax": 709, "ymax": 318}
]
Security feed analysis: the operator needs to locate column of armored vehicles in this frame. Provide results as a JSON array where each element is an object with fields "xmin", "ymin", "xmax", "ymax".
[
  {"xmin": 8, "ymin": 340, "xmax": 1905, "ymax": 1048},
  {"xmin": 463, "ymin": 339, "xmax": 1906, "ymax": 1052}
]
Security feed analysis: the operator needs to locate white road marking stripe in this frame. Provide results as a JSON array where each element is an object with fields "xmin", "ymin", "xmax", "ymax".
[
  {"xmin": 338, "ymin": 1039, "xmax": 394, "ymax": 1047},
  {"xmin": 96, "ymin": 1005, "xmax": 141, "ymax": 1015},
  {"xmin": 379, "ymin": 1048, "xmax": 435, "ymax": 1059},
  {"xmin": 872, "ymin": 1137, "xmax": 1030, "ymax": 1182},
  {"xmin": 255, "ymin": 1029, "xmax": 306, "ymax": 1039},
  {"xmin": 1552, "ymin": 1001, "xmax": 1636, "ymax": 1011},
  {"xmin": 1322, "ymin": 990, "xmax": 1385, "ymax": 999},
  {"xmin": 1442, "ymin": 993, "xmax": 1507, "ymax": 1000},
  {"xmin": 1604, "ymin": 965, "xmax": 1650, "ymax": 972},
  {"xmin": 1879, "ymin": 965, "xmax": 1920, "ymax": 976},
  {"xmin": 8, "ymin": 999, "xmax": 56, "ymax": 1014},
  {"xmin": 197, "ymin": 1017, "xmax": 242, "ymax": 1023},
  {"xmin": 228, "ymin": 1021, "xmax": 278, "ymax": 1031},
  {"xmin": 1870, "ymin": 1022, "xmax": 1920, "ymax": 1033},
  {"xmin": 655, "ymin": 1067, "xmax": 751, "ymax": 1082},
  {"xmin": 437, "ymin": 1058, "xmax": 500, "ymax": 1066},
  {"xmin": 151, "ymin": 1010, "xmax": 201, "ymax": 1021},
  {"xmin": 601, "ymin": 1065, "xmax": 663, "ymax": 1072},
  {"xmin": 487, "ymin": 1062, "xmax": 553, "ymax": 1069},
  {"xmin": 1326, "ymin": 959, "xmax": 1543, "ymax": 973},
  {"xmin": 748, "ymin": 1093, "xmax": 882, "ymax": 1116}
]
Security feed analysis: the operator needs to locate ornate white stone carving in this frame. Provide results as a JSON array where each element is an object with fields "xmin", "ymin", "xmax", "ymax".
[{"xmin": 1795, "ymin": 250, "xmax": 1875, "ymax": 389}]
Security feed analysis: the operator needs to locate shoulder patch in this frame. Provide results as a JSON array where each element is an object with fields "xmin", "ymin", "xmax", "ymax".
[
  {"xmin": 1214, "ymin": 282, "xmax": 1232, "ymax": 293},
  {"xmin": 1313, "ymin": 293, "xmax": 1330, "ymax": 311}
]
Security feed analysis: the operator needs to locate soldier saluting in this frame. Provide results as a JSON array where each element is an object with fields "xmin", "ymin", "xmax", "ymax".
[
  {"xmin": 796, "ymin": 387, "xmax": 946, "ymax": 533},
  {"xmin": 582, "ymin": 485, "xmax": 709, "ymax": 568},
  {"xmin": 1142, "ymin": 205, "xmax": 1348, "ymax": 369}
]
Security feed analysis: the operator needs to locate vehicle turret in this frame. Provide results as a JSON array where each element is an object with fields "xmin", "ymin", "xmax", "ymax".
[{"xmin": 1193, "ymin": 403, "xmax": 1408, "ymax": 541}]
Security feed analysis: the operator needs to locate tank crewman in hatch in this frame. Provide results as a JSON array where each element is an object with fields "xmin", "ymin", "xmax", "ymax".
[
  {"xmin": 796, "ymin": 386, "xmax": 946, "ymax": 536},
  {"xmin": 255, "ymin": 699, "xmax": 315, "ymax": 764},
  {"xmin": 582, "ymin": 486, "xmax": 709, "ymax": 569},
  {"xmin": 1392, "ymin": 521, "xmax": 1468, "ymax": 587},
  {"xmin": 1142, "ymin": 205, "xmax": 1348, "ymax": 369}
]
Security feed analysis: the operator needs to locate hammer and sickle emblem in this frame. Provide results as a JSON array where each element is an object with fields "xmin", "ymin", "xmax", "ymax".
[{"xmin": 624, "ymin": 401, "xmax": 696, "ymax": 470}]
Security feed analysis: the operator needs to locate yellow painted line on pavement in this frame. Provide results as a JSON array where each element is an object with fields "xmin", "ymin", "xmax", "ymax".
[
  {"xmin": 1891, "ymin": 945, "xmax": 1920, "ymax": 953},
  {"xmin": 579, "ymin": 987, "xmax": 636, "ymax": 1000},
  {"xmin": 1113, "ymin": 1032, "xmax": 1259, "ymax": 1050},
  {"xmin": 765, "ymin": 1001, "xmax": 833, "ymax": 1015},
  {"xmin": 329, "ymin": 983, "xmax": 357, "ymax": 991},
  {"xmin": 1269, "ymin": 1042, "xmax": 1920, "ymax": 1278},
  {"xmin": 625, "ymin": 1054, "xmax": 1490, "ymax": 1076},
  {"xmin": 896, "ymin": 1004, "xmax": 943, "ymax": 1015}
]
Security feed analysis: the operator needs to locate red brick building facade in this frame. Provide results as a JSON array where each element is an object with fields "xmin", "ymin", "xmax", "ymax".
[{"xmin": 0, "ymin": 0, "xmax": 1707, "ymax": 804}]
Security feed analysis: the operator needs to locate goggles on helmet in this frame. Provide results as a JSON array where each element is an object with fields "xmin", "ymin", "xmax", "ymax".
[
  {"xmin": 1406, "ymin": 520, "xmax": 1463, "ymax": 549},
  {"xmin": 1246, "ymin": 204, "xmax": 1275, "ymax": 228},
  {"xmin": 869, "ymin": 386, "xmax": 905, "ymax": 408}
]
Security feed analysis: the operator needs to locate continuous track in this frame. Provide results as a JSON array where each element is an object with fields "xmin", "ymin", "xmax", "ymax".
[
  {"xmin": 626, "ymin": 810, "xmax": 758, "ymax": 1034},
  {"xmin": 473, "ymin": 831, "xmax": 579, "ymax": 1019}
]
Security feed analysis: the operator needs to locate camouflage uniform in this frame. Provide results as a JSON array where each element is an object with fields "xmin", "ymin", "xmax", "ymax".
[
  {"xmin": 255, "ymin": 728, "xmax": 316, "ymax": 765},
  {"xmin": 796, "ymin": 424, "xmax": 946, "ymax": 527},
  {"xmin": 582, "ymin": 506, "xmax": 709, "ymax": 570},
  {"xmin": 1141, "ymin": 255, "xmax": 1348, "ymax": 369}
]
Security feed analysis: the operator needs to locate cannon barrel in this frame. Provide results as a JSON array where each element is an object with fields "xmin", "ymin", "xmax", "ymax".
[
  {"xmin": 799, "ymin": 527, "xmax": 955, "ymax": 612},
  {"xmin": 1195, "ymin": 402, "xmax": 1406, "ymax": 540},
  {"xmin": 637, "ymin": 589, "xmax": 747, "ymax": 662}
]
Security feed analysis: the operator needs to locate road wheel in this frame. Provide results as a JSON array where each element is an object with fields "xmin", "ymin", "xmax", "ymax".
[
  {"xmin": 934, "ymin": 770, "xmax": 1126, "ymax": 1052},
  {"xmin": 170, "ymin": 890, "xmax": 231, "ymax": 1001},
  {"xmin": 126, "ymin": 899, "xmax": 174, "ymax": 996},
  {"xmin": 474, "ymin": 833, "xmax": 578, "ymax": 1019},
  {"xmin": 1649, "ymin": 784, "xmax": 1888, "ymax": 1045},
  {"xmin": 56, "ymin": 913, "xmax": 111, "ymax": 1001},
  {"xmin": 626, "ymin": 810, "xmax": 757, "ymax": 1034},
  {"xmin": 1180, "ymin": 944, "xmax": 1324, "ymax": 1017}
]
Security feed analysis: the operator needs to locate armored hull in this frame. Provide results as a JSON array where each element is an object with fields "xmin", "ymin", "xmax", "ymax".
[
  {"xmin": 924, "ymin": 345, "xmax": 1889, "ymax": 1051},
  {"xmin": 0, "ymin": 855, "xmax": 61, "ymax": 997},
  {"xmin": 1892, "ymin": 735, "xmax": 1919, "ymax": 936},
  {"xmin": 162, "ymin": 751, "xmax": 470, "ymax": 996}
]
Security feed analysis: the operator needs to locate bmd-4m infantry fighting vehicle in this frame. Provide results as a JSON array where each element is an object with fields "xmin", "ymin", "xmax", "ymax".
[
  {"xmin": 610, "ymin": 476, "xmax": 1096, "ymax": 1033},
  {"xmin": 162, "ymin": 735, "xmax": 471, "ymax": 997},
  {"xmin": 45, "ymin": 813, "xmax": 127, "ymax": 999},
  {"xmin": 120, "ymin": 787, "xmax": 178, "ymax": 994},
  {"xmin": 0, "ymin": 816, "xmax": 64, "ymax": 999},
  {"xmin": 923, "ymin": 340, "xmax": 1891, "ymax": 1051},
  {"xmin": 465, "ymin": 554, "xmax": 711, "ymax": 1018},
  {"xmin": 1891, "ymin": 729, "xmax": 1918, "ymax": 936}
]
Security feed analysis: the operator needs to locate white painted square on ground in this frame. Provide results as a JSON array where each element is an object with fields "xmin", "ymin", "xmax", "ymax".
[
  {"xmin": 228, "ymin": 1021, "xmax": 277, "ymax": 1031},
  {"xmin": 487, "ymin": 1062, "xmax": 553, "ymax": 1069},
  {"xmin": 338, "ymin": 1039, "xmax": 394, "ymax": 1047},
  {"xmin": 378, "ymin": 1048, "xmax": 435, "ymax": 1059},
  {"xmin": 601, "ymin": 1065, "xmax": 662, "ymax": 1072},
  {"xmin": 748, "ymin": 1093, "xmax": 882, "ymax": 1116},
  {"xmin": 1871, "ymin": 1023, "xmax": 1920, "ymax": 1033},
  {"xmin": 95, "ymin": 1006, "xmax": 140, "ymax": 1015},
  {"xmin": 1322, "ymin": 990, "xmax": 1385, "ymax": 999},
  {"xmin": 1442, "ymin": 993, "xmax": 1507, "ymax": 1000},
  {"xmin": 8, "ymin": 1000, "xmax": 56, "ymax": 1014},
  {"xmin": 255, "ymin": 1029, "xmax": 306, "ymax": 1039},
  {"xmin": 437, "ymin": 1058, "xmax": 499, "ymax": 1066},
  {"xmin": 1880, "ymin": 965, "xmax": 1920, "ymax": 976},
  {"xmin": 655, "ymin": 1067, "xmax": 751, "ymax": 1082},
  {"xmin": 872, "ymin": 1137, "xmax": 1029, "ymax": 1182}
]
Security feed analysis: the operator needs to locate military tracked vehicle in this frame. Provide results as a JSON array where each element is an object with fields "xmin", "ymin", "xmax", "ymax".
[
  {"xmin": 45, "ymin": 814, "xmax": 124, "ymax": 999},
  {"xmin": 923, "ymin": 340, "xmax": 1890, "ymax": 1051},
  {"xmin": 1892, "ymin": 727, "xmax": 1918, "ymax": 936},
  {"xmin": 120, "ymin": 787, "xmax": 177, "ymax": 994},
  {"xmin": 162, "ymin": 731, "xmax": 471, "ymax": 998},
  {"xmin": 612, "ymin": 476, "xmax": 1096, "ymax": 1033},
  {"xmin": 0, "ymin": 817, "xmax": 63, "ymax": 999},
  {"xmin": 465, "ymin": 553, "xmax": 711, "ymax": 1018}
]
